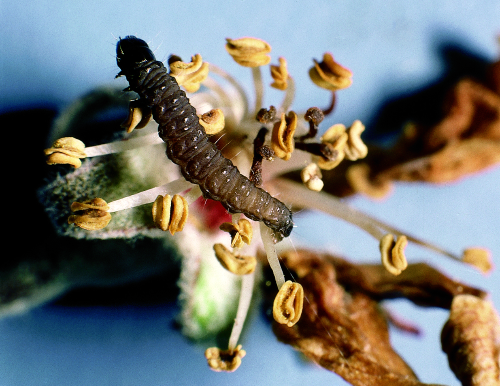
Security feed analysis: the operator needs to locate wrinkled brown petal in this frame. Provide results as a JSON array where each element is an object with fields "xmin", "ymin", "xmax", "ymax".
[
  {"xmin": 272, "ymin": 250, "xmax": 421, "ymax": 386},
  {"xmin": 269, "ymin": 249, "xmax": 486, "ymax": 385},
  {"xmin": 441, "ymin": 295, "xmax": 500, "ymax": 386}
]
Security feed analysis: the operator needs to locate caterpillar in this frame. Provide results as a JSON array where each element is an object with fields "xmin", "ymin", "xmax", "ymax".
[{"xmin": 116, "ymin": 36, "xmax": 293, "ymax": 237}]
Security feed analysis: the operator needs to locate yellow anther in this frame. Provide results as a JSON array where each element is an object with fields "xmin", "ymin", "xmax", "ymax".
[
  {"xmin": 301, "ymin": 163, "xmax": 324, "ymax": 192},
  {"xmin": 198, "ymin": 108, "xmax": 225, "ymax": 135},
  {"xmin": 309, "ymin": 52, "xmax": 352, "ymax": 91},
  {"xmin": 273, "ymin": 280, "xmax": 304, "ymax": 327},
  {"xmin": 380, "ymin": 234, "xmax": 408, "ymax": 276},
  {"xmin": 270, "ymin": 57, "xmax": 289, "ymax": 90},
  {"xmin": 271, "ymin": 111, "xmax": 297, "ymax": 161},
  {"xmin": 315, "ymin": 123, "xmax": 348, "ymax": 170},
  {"xmin": 205, "ymin": 345, "xmax": 246, "ymax": 372},
  {"xmin": 151, "ymin": 194, "xmax": 188, "ymax": 235},
  {"xmin": 44, "ymin": 137, "xmax": 86, "ymax": 168},
  {"xmin": 219, "ymin": 218, "xmax": 253, "ymax": 248},
  {"xmin": 213, "ymin": 243, "xmax": 256, "ymax": 275},
  {"xmin": 346, "ymin": 163, "xmax": 393, "ymax": 200},
  {"xmin": 120, "ymin": 103, "xmax": 152, "ymax": 133},
  {"xmin": 225, "ymin": 37, "xmax": 271, "ymax": 67},
  {"xmin": 169, "ymin": 54, "xmax": 209, "ymax": 93},
  {"xmin": 461, "ymin": 248, "xmax": 493, "ymax": 274},
  {"xmin": 344, "ymin": 120, "xmax": 368, "ymax": 161},
  {"xmin": 68, "ymin": 197, "xmax": 111, "ymax": 230}
]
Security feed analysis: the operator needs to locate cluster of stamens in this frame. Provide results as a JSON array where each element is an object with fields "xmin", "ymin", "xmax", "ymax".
[{"xmin": 43, "ymin": 36, "xmax": 493, "ymax": 373}]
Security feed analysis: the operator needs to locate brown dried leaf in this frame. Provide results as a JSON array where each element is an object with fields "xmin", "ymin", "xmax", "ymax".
[
  {"xmin": 270, "ymin": 249, "xmax": 486, "ymax": 386},
  {"xmin": 441, "ymin": 295, "xmax": 500, "ymax": 386}
]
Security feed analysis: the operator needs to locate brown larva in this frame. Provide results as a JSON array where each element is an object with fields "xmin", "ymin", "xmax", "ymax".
[{"xmin": 116, "ymin": 36, "xmax": 293, "ymax": 237}]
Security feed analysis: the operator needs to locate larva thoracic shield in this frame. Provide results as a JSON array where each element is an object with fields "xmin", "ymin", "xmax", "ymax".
[{"xmin": 116, "ymin": 36, "xmax": 293, "ymax": 237}]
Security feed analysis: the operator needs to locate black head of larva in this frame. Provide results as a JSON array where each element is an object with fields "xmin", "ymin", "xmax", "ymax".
[{"xmin": 116, "ymin": 36, "xmax": 156, "ymax": 74}]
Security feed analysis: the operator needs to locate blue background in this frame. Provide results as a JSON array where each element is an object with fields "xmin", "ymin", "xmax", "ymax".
[{"xmin": 2, "ymin": 1, "xmax": 500, "ymax": 385}]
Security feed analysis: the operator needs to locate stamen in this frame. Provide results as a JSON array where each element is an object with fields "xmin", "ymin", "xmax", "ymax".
[
  {"xmin": 168, "ymin": 53, "xmax": 209, "ymax": 93},
  {"xmin": 379, "ymin": 234, "xmax": 408, "ymax": 275},
  {"xmin": 198, "ymin": 108, "xmax": 225, "ymax": 135},
  {"xmin": 68, "ymin": 198, "xmax": 111, "ymax": 230},
  {"xmin": 207, "ymin": 64, "xmax": 250, "ymax": 121},
  {"xmin": 301, "ymin": 163, "xmax": 324, "ymax": 192},
  {"xmin": 297, "ymin": 107, "xmax": 324, "ymax": 141},
  {"xmin": 274, "ymin": 179, "xmax": 476, "ymax": 265},
  {"xmin": 249, "ymin": 127, "xmax": 273, "ymax": 186},
  {"xmin": 260, "ymin": 222, "xmax": 286, "ymax": 289},
  {"xmin": 106, "ymin": 178, "xmax": 194, "ymax": 213},
  {"xmin": 227, "ymin": 272, "xmax": 255, "ymax": 351},
  {"xmin": 120, "ymin": 100, "xmax": 152, "ymax": 133},
  {"xmin": 213, "ymin": 243, "xmax": 257, "ymax": 276},
  {"xmin": 152, "ymin": 194, "xmax": 189, "ymax": 235},
  {"xmin": 219, "ymin": 218, "xmax": 253, "ymax": 248},
  {"xmin": 84, "ymin": 133, "xmax": 164, "ymax": 157},
  {"xmin": 280, "ymin": 77, "xmax": 296, "ymax": 114},
  {"xmin": 271, "ymin": 111, "xmax": 297, "ymax": 161},
  {"xmin": 205, "ymin": 345, "xmax": 246, "ymax": 372},
  {"xmin": 273, "ymin": 280, "xmax": 304, "ymax": 327},
  {"xmin": 309, "ymin": 52, "xmax": 353, "ymax": 91},
  {"xmin": 252, "ymin": 66, "xmax": 264, "ymax": 115},
  {"xmin": 44, "ymin": 137, "xmax": 86, "ymax": 168},
  {"xmin": 461, "ymin": 248, "xmax": 493, "ymax": 273}
]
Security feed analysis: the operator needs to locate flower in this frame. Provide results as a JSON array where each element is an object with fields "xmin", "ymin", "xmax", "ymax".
[{"xmin": 39, "ymin": 36, "xmax": 495, "ymax": 381}]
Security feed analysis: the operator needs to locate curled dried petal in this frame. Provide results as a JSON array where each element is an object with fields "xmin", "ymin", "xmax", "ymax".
[
  {"xmin": 301, "ymin": 163, "xmax": 324, "ymax": 192},
  {"xmin": 380, "ymin": 234, "xmax": 408, "ymax": 276},
  {"xmin": 205, "ymin": 345, "xmax": 246, "ymax": 372},
  {"xmin": 44, "ymin": 137, "xmax": 86, "ymax": 168},
  {"xmin": 271, "ymin": 111, "xmax": 297, "ymax": 161},
  {"xmin": 225, "ymin": 37, "xmax": 271, "ymax": 67},
  {"xmin": 151, "ymin": 194, "xmax": 188, "ymax": 235},
  {"xmin": 213, "ymin": 243, "xmax": 256, "ymax": 275},
  {"xmin": 462, "ymin": 248, "xmax": 493, "ymax": 274},
  {"xmin": 121, "ymin": 104, "xmax": 152, "ymax": 134},
  {"xmin": 270, "ymin": 57, "xmax": 289, "ymax": 90},
  {"xmin": 219, "ymin": 218, "xmax": 253, "ymax": 248},
  {"xmin": 198, "ymin": 108, "xmax": 225, "ymax": 135},
  {"xmin": 315, "ymin": 124, "xmax": 347, "ymax": 170},
  {"xmin": 169, "ymin": 54, "xmax": 209, "ymax": 92},
  {"xmin": 346, "ymin": 163, "xmax": 393, "ymax": 199},
  {"xmin": 68, "ymin": 198, "xmax": 111, "ymax": 230},
  {"xmin": 273, "ymin": 280, "xmax": 304, "ymax": 327},
  {"xmin": 309, "ymin": 53, "xmax": 352, "ymax": 91},
  {"xmin": 344, "ymin": 120, "xmax": 368, "ymax": 160},
  {"xmin": 441, "ymin": 295, "xmax": 500, "ymax": 386}
]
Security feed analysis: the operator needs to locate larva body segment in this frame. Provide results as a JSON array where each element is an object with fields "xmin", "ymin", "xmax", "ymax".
[{"xmin": 116, "ymin": 36, "xmax": 293, "ymax": 237}]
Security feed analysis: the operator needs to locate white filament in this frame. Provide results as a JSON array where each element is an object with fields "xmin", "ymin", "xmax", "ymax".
[
  {"xmin": 227, "ymin": 271, "xmax": 255, "ymax": 351},
  {"xmin": 260, "ymin": 222, "xmax": 286, "ymax": 289},
  {"xmin": 84, "ymin": 133, "xmax": 164, "ymax": 157},
  {"xmin": 107, "ymin": 178, "xmax": 195, "ymax": 213}
]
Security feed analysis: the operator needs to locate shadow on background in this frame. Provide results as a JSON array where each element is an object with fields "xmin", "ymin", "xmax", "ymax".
[{"xmin": 364, "ymin": 40, "xmax": 492, "ymax": 142}]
